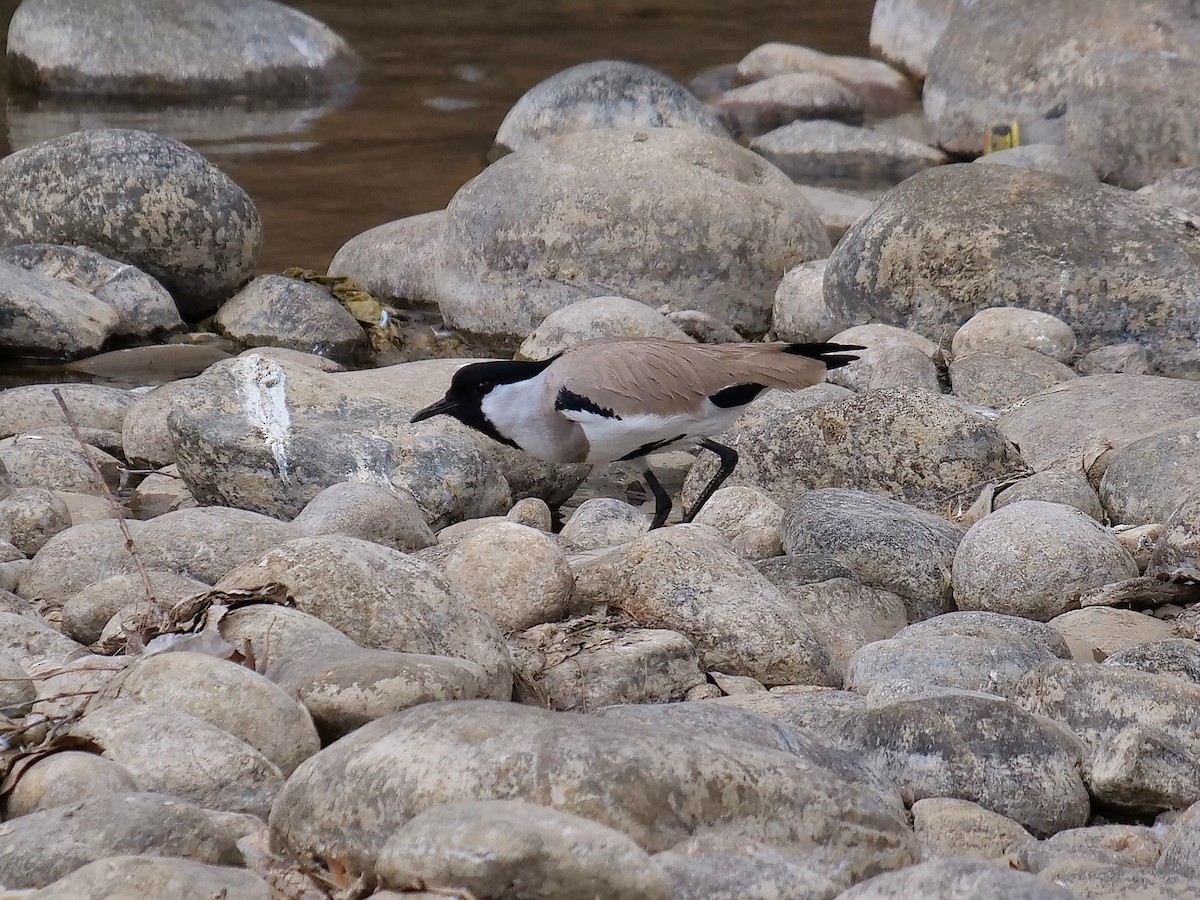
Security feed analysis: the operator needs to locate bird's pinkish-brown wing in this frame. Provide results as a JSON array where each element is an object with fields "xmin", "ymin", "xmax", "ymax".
[{"xmin": 547, "ymin": 339, "xmax": 830, "ymax": 417}]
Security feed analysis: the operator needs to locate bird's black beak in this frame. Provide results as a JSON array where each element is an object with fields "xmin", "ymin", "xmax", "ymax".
[{"xmin": 410, "ymin": 396, "xmax": 459, "ymax": 423}]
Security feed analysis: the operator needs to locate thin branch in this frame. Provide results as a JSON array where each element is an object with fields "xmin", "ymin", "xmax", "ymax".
[{"xmin": 51, "ymin": 388, "xmax": 158, "ymax": 645}]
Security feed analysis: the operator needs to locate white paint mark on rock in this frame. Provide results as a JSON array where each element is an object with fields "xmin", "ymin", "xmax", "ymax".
[{"xmin": 233, "ymin": 354, "xmax": 293, "ymax": 484}]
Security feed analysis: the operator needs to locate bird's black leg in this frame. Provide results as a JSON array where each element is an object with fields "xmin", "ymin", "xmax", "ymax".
[
  {"xmin": 642, "ymin": 466, "xmax": 673, "ymax": 530},
  {"xmin": 681, "ymin": 439, "xmax": 739, "ymax": 523}
]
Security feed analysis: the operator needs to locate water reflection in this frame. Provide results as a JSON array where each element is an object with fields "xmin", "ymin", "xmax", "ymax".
[{"xmin": 6, "ymin": 88, "xmax": 354, "ymax": 156}]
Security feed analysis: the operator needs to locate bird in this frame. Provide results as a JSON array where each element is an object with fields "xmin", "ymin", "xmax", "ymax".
[{"xmin": 411, "ymin": 338, "xmax": 863, "ymax": 529}]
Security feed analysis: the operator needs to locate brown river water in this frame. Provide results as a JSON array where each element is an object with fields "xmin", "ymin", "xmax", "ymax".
[{"xmin": 1, "ymin": 0, "xmax": 875, "ymax": 275}]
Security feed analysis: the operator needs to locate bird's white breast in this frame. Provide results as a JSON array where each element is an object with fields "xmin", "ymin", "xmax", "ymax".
[{"xmin": 479, "ymin": 374, "xmax": 575, "ymax": 462}]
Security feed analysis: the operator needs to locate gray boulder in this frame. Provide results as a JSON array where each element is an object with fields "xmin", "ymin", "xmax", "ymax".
[
  {"xmin": 516, "ymin": 295, "xmax": 692, "ymax": 360},
  {"xmin": 1138, "ymin": 167, "xmax": 1200, "ymax": 217},
  {"xmin": 782, "ymin": 489, "xmax": 964, "ymax": 621},
  {"xmin": 713, "ymin": 73, "xmax": 864, "ymax": 139},
  {"xmin": 949, "ymin": 348, "xmax": 1076, "ymax": 410},
  {"xmin": 953, "ymin": 500, "xmax": 1137, "ymax": 621},
  {"xmin": 750, "ymin": 120, "xmax": 946, "ymax": 187},
  {"xmin": 8, "ymin": 0, "xmax": 357, "ymax": 97},
  {"xmin": 0, "ymin": 243, "xmax": 183, "ymax": 339},
  {"xmin": 0, "ymin": 128, "xmax": 261, "ymax": 317},
  {"xmin": 269, "ymin": 700, "xmax": 916, "ymax": 881},
  {"xmin": 493, "ymin": 60, "xmax": 726, "ymax": 156},
  {"xmin": 993, "ymin": 470, "xmax": 1104, "ymax": 521},
  {"xmin": 997, "ymin": 375, "xmax": 1200, "ymax": 475},
  {"xmin": 839, "ymin": 857, "xmax": 1075, "ymax": 899},
  {"xmin": 19, "ymin": 856, "xmax": 272, "ymax": 900},
  {"xmin": 869, "ymin": 0, "xmax": 964, "ymax": 79},
  {"xmin": 1099, "ymin": 417, "xmax": 1200, "ymax": 526},
  {"xmin": 435, "ymin": 127, "xmax": 830, "ymax": 342},
  {"xmin": 0, "ymin": 260, "xmax": 119, "ymax": 357},
  {"xmin": 683, "ymin": 387, "xmax": 1022, "ymax": 515},
  {"xmin": 973, "ymin": 144, "xmax": 1097, "ymax": 181},
  {"xmin": 213, "ymin": 274, "xmax": 366, "ymax": 362},
  {"xmin": 166, "ymin": 354, "xmax": 512, "ymax": 525},
  {"xmin": 328, "ymin": 210, "xmax": 444, "ymax": 304},
  {"xmin": 825, "ymin": 164, "xmax": 1200, "ymax": 376}
]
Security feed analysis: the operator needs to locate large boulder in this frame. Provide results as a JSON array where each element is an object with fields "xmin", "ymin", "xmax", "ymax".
[
  {"xmin": 0, "ymin": 260, "xmax": 118, "ymax": 358},
  {"xmin": 435, "ymin": 127, "xmax": 830, "ymax": 342},
  {"xmin": 493, "ymin": 60, "xmax": 727, "ymax": 155},
  {"xmin": 166, "ymin": 354, "xmax": 513, "ymax": 525},
  {"xmin": 0, "ymin": 128, "xmax": 261, "ymax": 317},
  {"xmin": 1098, "ymin": 417, "xmax": 1200, "ymax": 526},
  {"xmin": 682, "ymin": 387, "xmax": 1022, "ymax": 514},
  {"xmin": 869, "ymin": 0, "xmax": 965, "ymax": 79},
  {"xmin": 921, "ymin": 0, "xmax": 1200, "ymax": 155},
  {"xmin": 824, "ymin": 164, "xmax": 1200, "ymax": 376},
  {"xmin": 7, "ymin": 0, "xmax": 358, "ymax": 97},
  {"xmin": 269, "ymin": 700, "xmax": 917, "ymax": 881}
]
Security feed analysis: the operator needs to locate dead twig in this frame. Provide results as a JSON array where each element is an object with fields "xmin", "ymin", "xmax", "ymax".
[{"xmin": 51, "ymin": 388, "xmax": 158, "ymax": 648}]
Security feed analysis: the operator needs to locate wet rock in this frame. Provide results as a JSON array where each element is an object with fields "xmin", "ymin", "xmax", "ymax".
[
  {"xmin": 912, "ymin": 797, "xmax": 1034, "ymax": 860},
  {"xmin": 839, "ymin": 857, "xmax": 1074, "ymax": 899},
  {"xmin": 782, "ymin": 488, "xmax": 963, "ymax": 620},
  {"xmin": 751, "ymin": 120, "xmax": 946, "ymax": 186},
  {"xmin": 572, "ymin": 526, "xmax": 836, "ymax": 686},
  {"xmin": 61, "ymin": 570, "xmax": 206, "ymax": 645},
  {"xmin": 825, "ymin": 165, "xmax": 1200, "ymax": 376},
  {"xmin": 493, "ymin": 60, "xmax": 726, "ymax": 155},
  {"xmin": 168, "ymin": 354, "xmax": 512, "ymax": 524},
  {"xmin": 272, "ymin": 646, "xmax": 488, "ymax": 741},
  {"xmin": 772, "ymin": 258, "xmax": 835, "ymax": 341},
  {"xmin": 994, "ymin": 469, "xmax": 1104, "ymax": 521},
  {"xmin": 3, "ymin": 751, "xmax": 139, "ymax": 817},
  {"xmin": 560, "ymin": 498, "xmax": 647, "ymax": 549},
  {"xmin": 689, "ymin": 486, "xmax": 783, "ymax": 560},
  {"xmin": 1066, "ymin": 49, "xmax": 1200, "ymax": 189},
  {"xmin": 217, "ymin": 603, "xmax": 357, "ymax": 677},
  {"xmin": 684, "ymin": 387, "xmax": 1021, "ymax": 515},
  {"xmin": 1013, "ymin": 660, "xmax": 1200, "ymax": 811},
  {"xmin": 0, "ymin": 433, "xmax": 121, "ymax": 496},
  {"xmin": 71, "ymin": 700, "xmax": 283, "ymax": 816},
  {"xmin": 1039, "ymin": 858, "xmax": 1200, "ymax": 900},
  {"xmin": 269, "ymin": 700, "xmax": 916, "ymax": 880},
  {"xmin": 950, "ymin": 348, "xmax": 1077, "ymax": 410},
  {"xmin": 0, "ymin": 610, "xmax": 84, "ymax": 670},
  {"xmin": 654, "ymin": 837, "xmax": 843, "ymax": 900},
  {"xmin": 129, "ymin": 465, "xmax": 197, "ymax": 518},
  {"xmin": 8, "ymin": 0, "xmax": 357, "ymax": 98},
  {"xmin": 1076, "ymin": 342, "xmax": 1150, "ymax": 376},
  {"xmin": 20, "ymin": 855, "xmax": 272, "ymax": 900},
  {"xmin": 999, "ymin": 375, "xmax": 1200, "ymax": 475},
  {"xmin": 120, "ymin": 380, "xmax": 188, "ymax": 469},
  {"xmin": 436, "ymin": 128, "xmax": 830, "ymax": 342},
  {"xmin": 444, "ymin": 522, "xmax": 573, "ymax": 633},
  {"xmin": 1138, "ymin": 166, "xmax": 1200, "ymax": 216},
  {"xmin": 376, "ymin": 799, "xmax": 672, "ymax": 899},
  {"xmin": 900, "ymin": 610, "xmax": 1073, "ymax": 659},
  {"xmin": 756, "ymin": 564, "xmax": 907, "ymax": 674},
  {"xmin": 512, "ymin": 622, "xmax": 704, "ymax": 710},
  {"xmin": 291, "ymin": 481, "xmax": 434, "ymax": 552},
  {"xmin": 713, "ymin": 73, "xmax": 864, "ymax": 139},
  {"xmin": 99, "ymin": 650, "xmax": 319, "ymax": 776},
  {"xmin": 0, "ymin": 129, "xmax": 261, "ymax": 317},
  {"xmin": 869, "ymin": 0, "xmax": 963, "ymax": 79},
  {"xmin": 0, "ymin": 243, "xmax": 183, "ymax": 339},
  {"xmin": 327, "ymin": 210, "xmax": 444, "ymax": 304},
  {"xmin": 213, "ymin": 274, "xmax": 365, "ymax": 362},
  {"xmin": 516, "ymin": 295, "xmax": 692, "ymax": 360},
  {"xmin": 920, "ymin": 0, "xmax": 1198, "ymax": 155},
  {"xmin": 1105, "ymin": 638, "xmax": 1200, "ymax": 685},
  {"xmin": 0, "ymin": 792, "xmax": 241, "ymax": 888},
  {"xmin": 1049, "ymin": 608, "xmax": 1174, "ymax": 662},
  {"xmin": 0, "ymin": 486, "xmax": 69, "ymax": 555},
  {"xmin": 737, "ymin": 42, "xmax": 914, "ymax": 117},
  {"xmin": 846, "ymin": 629, "xmax": 1058, "ymax": 696},
  {"xmin": 953, "ymin": 501, "xmax": 1138, "ymax": 621},
  {"xmin": 796, "ymin": 185, "xmax": 876, "ymax": 246},
  {"xmin": 1100, "ymin": 417, "xmax": 1200, "ymax": 526},
  {"xmin": 973, "ymin": 144, "xmax": 1097, "ymax": 181},
  {"xmin": 216, "ymin": 535, "xmax": 512, "ymax": 697}
]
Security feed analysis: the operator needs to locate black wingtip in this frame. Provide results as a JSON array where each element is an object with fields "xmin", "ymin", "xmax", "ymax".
[{"xmin": 783, "ymin": 341, "xmax": 867, "ymax": 370}]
